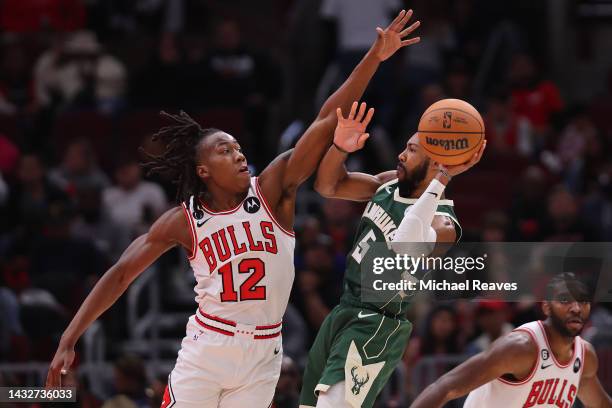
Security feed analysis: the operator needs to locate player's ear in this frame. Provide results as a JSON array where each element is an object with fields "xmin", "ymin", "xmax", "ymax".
[
  {"xmin": 196, "ymin": 165, "xmax": 210, "ymax": 179},
  {"xmin": 542, "ymin": 301, "xmax": 551, "ymax": 317}
]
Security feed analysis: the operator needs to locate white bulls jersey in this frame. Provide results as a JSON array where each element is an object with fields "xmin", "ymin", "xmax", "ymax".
[
  {"xmin": 180, "ymin": 177, "xmax": 295, "ymax": 325},
  {"xmin": 464, "ymin": 321, "xmax": 585, "ymax": 408}
]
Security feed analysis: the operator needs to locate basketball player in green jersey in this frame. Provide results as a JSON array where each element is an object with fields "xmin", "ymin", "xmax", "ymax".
[{"xmin": 299, "ymin": 102, "xmax": 486, "ymax": 408}]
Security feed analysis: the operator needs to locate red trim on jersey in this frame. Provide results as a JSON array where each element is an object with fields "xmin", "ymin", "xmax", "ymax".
[
  {"xmin": 579, "ymin": 340, "xmax": 585, "ymax": 377},
  {"xmin": 537, "ymin": 320, "xmax": 576, "ymax": 368},
  {"xmin": 198, "ymin": 309, "xmax": 237, "ymax": 327},
  {"xmin": 256, "ymin": 321, "xmax": 282, "ymax": 330},
  {"xmin": 254, "ymin": 332, "xmax": 281, "ymax": 340},
  {"xmin": 194, "ymin": 315, "xmax": 235, "ymax": 336},
  {"xmin": 198, "ymin": 196, "xmax": 246, "ymax": 215},
  {"xmin": 254, "ymin": 177, "xmax": 295, "ymax": 237},
  {"xmin": 181, "ymin": 202, "xmax": 197, "ymax": 260},
  {"xmin": 497, "ymin": 327, "xmax": 540, "ymax": 386}
]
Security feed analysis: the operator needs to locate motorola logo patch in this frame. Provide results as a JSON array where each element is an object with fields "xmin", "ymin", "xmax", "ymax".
[{"xmin": 244, "ymin": 197, "xmax": 261, "ymax": 214}]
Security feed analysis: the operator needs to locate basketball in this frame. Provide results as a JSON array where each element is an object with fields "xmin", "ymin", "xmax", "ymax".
[{"xmin": 418, "ymin": 98, "xmax": 485, "ymax": 166}]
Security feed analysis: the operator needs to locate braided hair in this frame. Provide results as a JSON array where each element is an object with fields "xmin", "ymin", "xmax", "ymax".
[{"xmin": 141, "ymin": 111, "xmax": 220, "ymax": 206}]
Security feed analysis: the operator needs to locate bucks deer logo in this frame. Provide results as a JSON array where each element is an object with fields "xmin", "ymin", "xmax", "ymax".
[{"xmin": 350, "ymin": 366, "xmax": 370, "ymax": 395}]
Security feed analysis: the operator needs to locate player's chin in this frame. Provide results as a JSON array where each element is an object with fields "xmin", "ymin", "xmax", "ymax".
[{"xmin": 565, "ymin": 321, "xmax": 584, "ymax": 335}]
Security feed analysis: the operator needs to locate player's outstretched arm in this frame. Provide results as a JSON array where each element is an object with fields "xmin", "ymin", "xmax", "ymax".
[
  {"xmin": 314, "ymin": 100, "xmax": 396, "ymax": 201},
  {"xmin": 45, "ymin": 207, "xmax": 191, "ymax": 388},
  {"xmin": 409, "ymin": 331, "xmax": 537, "ymax": 408},
  {"xmin": 259, "ymin": 10, "xmax": 420, "ymax": 205},
  {"xmin": 577, "ymin": 342, "xmax": 612, "ymax": 408}
]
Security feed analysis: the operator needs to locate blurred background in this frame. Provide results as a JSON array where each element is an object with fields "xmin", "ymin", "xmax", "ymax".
[{"xmin": 0, "ymin": 0, "xmax": 611, "ymax": 407}]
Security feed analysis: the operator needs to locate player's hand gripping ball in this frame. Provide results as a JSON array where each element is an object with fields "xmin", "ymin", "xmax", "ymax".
[{"xmin": 418, "ymin": 98, "xmax": 485, "ymax": 165}]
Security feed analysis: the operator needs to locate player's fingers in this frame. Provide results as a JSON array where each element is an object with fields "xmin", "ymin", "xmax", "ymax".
[
  {"xmin": 401, "ymin": 37, "xmax": 421, "ymax": 47},
  {"xmin": 400, "ymin": 21, "xmax": 420, "ymax": 37},
  {"xmin": 349, "ymin": 101, "xmax": 358, "ymax": 120},
  {"xmin": 336, "ymin": 107, "xmax": 344, "ymax": 121},
  {"xmin": 398, "ymin": 9, "xmax": 413, "ymax": 29},
  {"xmin": 388, "ymin": 10, "xmax": 406, "ymax": 31},
  {"xmin": 357, "ymin": 133, "xmax": 370, "ymax": 149},
  {"xmin": 363, "ymin": 107, "xmax": 375, "ymax": 126},
  {"xmin": 356, "ymin": 102, "xmax": 367, "ymax": 122},
  {"xmin": 376, "ymin": 27, "xmax": 384, "ymax": 38}
]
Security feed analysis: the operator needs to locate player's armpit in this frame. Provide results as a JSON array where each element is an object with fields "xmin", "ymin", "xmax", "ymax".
[
  {"xmin": 410, "ymin": 331, "xmax": 537, "ymax": 408},
  {"xmin": 577, "ymin": 342, "xmax": 612, "ymax": 408}
]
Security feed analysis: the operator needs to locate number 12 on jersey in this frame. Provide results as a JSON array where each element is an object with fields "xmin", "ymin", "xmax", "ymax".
[{"xmin": 218, "ymin": 258, "xmax": 266, "ymax": 302}]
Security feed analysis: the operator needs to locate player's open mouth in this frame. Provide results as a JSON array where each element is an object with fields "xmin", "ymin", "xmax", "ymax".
[
  {"xmin": 566, "ymin": 318, "xmax": 583, "ymax": 328},
  {"xmin": 396, "ymin": 164, "xmax": 405, "ymax": 175},
  {"xmin": 239, "ymin": 165, "xmax": 249, "ymax": 173}
]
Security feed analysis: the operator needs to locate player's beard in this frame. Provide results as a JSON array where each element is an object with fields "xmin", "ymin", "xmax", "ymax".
[
  {"xmin": 549, "ymin": 307, "xmax": 584, "ymax": 338},
  {"xmin": 398, "ymin": 157, "xmax": 430, "ymax": 197}
]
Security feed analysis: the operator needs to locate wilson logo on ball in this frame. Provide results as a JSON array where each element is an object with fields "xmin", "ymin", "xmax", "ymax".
[{"xmin": 425, "ymin": 136, "xmax": 469, "ymax": 151}]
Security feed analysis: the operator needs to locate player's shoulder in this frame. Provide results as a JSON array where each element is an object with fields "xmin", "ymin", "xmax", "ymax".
[
  {"xmin": 149, "ymin": 205, "xmax": 191, "ymax": 244},
  {"xmin": 489, "ymin": 329, "xmax": 539, "ymax": 361},
  {"xmin": 580, "ymin": 338, "xmax": 598, "ymax": 376}
]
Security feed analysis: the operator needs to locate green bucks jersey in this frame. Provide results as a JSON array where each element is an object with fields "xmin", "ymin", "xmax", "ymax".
[{"xmin": 340, "ymin": 178, "xmax": 462, "ymax": 316}]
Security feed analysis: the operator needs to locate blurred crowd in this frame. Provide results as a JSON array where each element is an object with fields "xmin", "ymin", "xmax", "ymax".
[{"xmin": 0, "ymin": 0, "xmax": 611, "ymax": 407}]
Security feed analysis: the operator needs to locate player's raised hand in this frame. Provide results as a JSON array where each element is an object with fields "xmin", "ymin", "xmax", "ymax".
[
  {"xmin": 373, "ymin": 9, "xmax": 421, "ymax": 61},
  {"xmin": 45, "ymin": 344, "xmax": 75, "ymax": 389},
  {"xmin": 333, "ymin": 101, "xmax": 375, "ymax": 153}
]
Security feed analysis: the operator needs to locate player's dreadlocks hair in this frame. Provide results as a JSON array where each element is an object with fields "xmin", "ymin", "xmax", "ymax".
[{"xmin": 141, "ymin": 111, "xmax": 220, "ymax": 205}]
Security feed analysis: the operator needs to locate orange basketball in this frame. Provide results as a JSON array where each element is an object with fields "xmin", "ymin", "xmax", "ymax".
[{"xmin": 418, "ymin": 98, "xmax": 485, "ymax": 166}]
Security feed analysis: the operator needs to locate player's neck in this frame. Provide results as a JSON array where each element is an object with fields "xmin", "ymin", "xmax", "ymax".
[
  {"xmin": 542, "ymin": 320, "xmax": 575, "ymax": 359},
  {"xmin": 201, "ymin": 187, "xmax": 248, "ymax": 212}
]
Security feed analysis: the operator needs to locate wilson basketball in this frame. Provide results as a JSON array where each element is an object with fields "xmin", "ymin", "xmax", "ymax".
[{"xmin": 418, "ymin": 99, "xmax": 485, "ymax": 166}]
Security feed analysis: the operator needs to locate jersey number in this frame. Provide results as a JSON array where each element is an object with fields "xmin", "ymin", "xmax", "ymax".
[
  {"xmin": 352, "ymin": 229, "xmax": 376, "ymax": 264},
  {"xmin": 218, "ymin": 258, "xmax": 266, "ymax": 302}
]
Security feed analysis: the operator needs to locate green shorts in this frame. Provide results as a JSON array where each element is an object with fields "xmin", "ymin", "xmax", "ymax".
[{"xmin": 299, "ymin": 302, "xmax": 413, "ymax": 408}]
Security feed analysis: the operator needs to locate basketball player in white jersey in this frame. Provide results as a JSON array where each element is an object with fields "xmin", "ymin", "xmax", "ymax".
[
  {"xmin": 45, "ymin": 10, "xmax": 422, "ymax": 407},
  {"xmin": 410, "ymin": 273, "xmax": 612, "ymax": 408}
]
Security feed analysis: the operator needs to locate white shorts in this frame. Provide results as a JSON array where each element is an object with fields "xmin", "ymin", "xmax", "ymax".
[{"xmin": 161, "ymin": 315, "xmax": 283, "ymax": 407}]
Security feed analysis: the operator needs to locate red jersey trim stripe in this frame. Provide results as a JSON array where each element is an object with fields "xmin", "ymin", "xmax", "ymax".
[
  {"xmin": 194, "ymin": 315, "xmax": 235, "ymax": 336},
  {"xmin": 497, "ymin": 327, "xmax": 540, "ymax": 386},
  {"xmin": 537, "ymin": 320, "xmax": 576, "ymax": 368},
  {"xmin": 254, "ymin": 332, "xmax": 281, "ymax": 340},
  {"xmin": 255, "ymin": 177, "xmax": 295, "ymax": 237},
  {"xmin": 256, "ymin": 321, "xmax": 283, "ymax": 330},
  {"xmin": 181, "ymin": 202, "xmax": 198, "ymax": 260},
  {"xmin": 199, "ymin": 308, "xmax": 237, "ymax": 327}
]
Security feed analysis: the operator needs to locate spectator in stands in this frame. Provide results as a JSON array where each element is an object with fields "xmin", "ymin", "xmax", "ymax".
[
  {"xmin": 582, "ymin": 162, "xmax": 612, "ymax": 241},
  {"xmin": 0, "ymin": 35, "xmax": 34, "ymax": 114},
  {"xmin": 33, "ymin": 31, "xmax": 127, "ymax": 113},
  {"xmin": 485, "ymin": 88, "xmax": 534, "ymax": 157},
  {"xmin": 49, "ymin": 139, "xmax": 110, "ymax": 194},
  {"xmin": 103, "ymin": 354, "xmax": 149, "ymax": 408},
  {"xmin": 281, "ymin": 302, "xmax": 309, "ymax": 366},
  {"xmin": 103, "ymin": 157, "xmax": 168, "ymax": 239},
  {"xmin": 589, "ymin": 66, "xmax": 612, "ymax": 141},
  {"xmin": 71, "ymin": 185, "xmax": 130, "ymax": 262},
  {"xmin": 3, "ymin": 153, "xmax": 69, "ymax": 236},
  {"xmin": 320, "ymin": 0, "xmax": 400, "ymax": 127},
  {"xmin": 552, "ymin": 106, "xmax": 603, "ymax": 194},
  {"xmin": 0, "ymin": 286, "xmax": 25, "ymax": 360},
  {"xmin": 509, "ymin": 53, "xmax": 563, "ymax": 137},
  {"xmin": 403, "ymin": 304, "xmax": 464, "ymax": 403},
  {"xmin": 273, "ymin": 356, "xmax": 301, "ymax": 408},
  {"xmin": 28, "ymin": 201, "xmax": 107, "ymax": 311},
  {"xmin": 444, "ymin": 57, "xmax": 472, "ymax": 101},
  {"xmin": 508, "ymin": 166, "xmax": 549, "ymax": 241},
  {"xmin": 466, "ymin": 301, "xmax": 513, "ymax": 355},
  {"xmin": 296, "ymin": 236, "xmax": 343, "ymax": 336},
  {"xmin": 542, "ymin": 185, "xmax": 598, "ymax": 242},
  {"xmin": 0, "ymin": 134, "xmax": 20, "ymax": 176}
]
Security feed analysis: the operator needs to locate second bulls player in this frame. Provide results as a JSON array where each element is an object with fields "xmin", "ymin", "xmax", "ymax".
[
  {"xmin": 45, "ymin": 10, "xmax": 422, "ymax": 407},
  {"xmin": 410, "ymin": 273, "xmax": 612, "ymax": 408}
]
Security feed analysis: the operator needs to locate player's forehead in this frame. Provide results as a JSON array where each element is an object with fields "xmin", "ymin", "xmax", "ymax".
[
  {"xmin": 199, "ymin": 132, "xmax": 238, "ymax": 151},
  {"xmin": 406, "ymin": 133, "xmax": 420, "ymax": 149}
]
